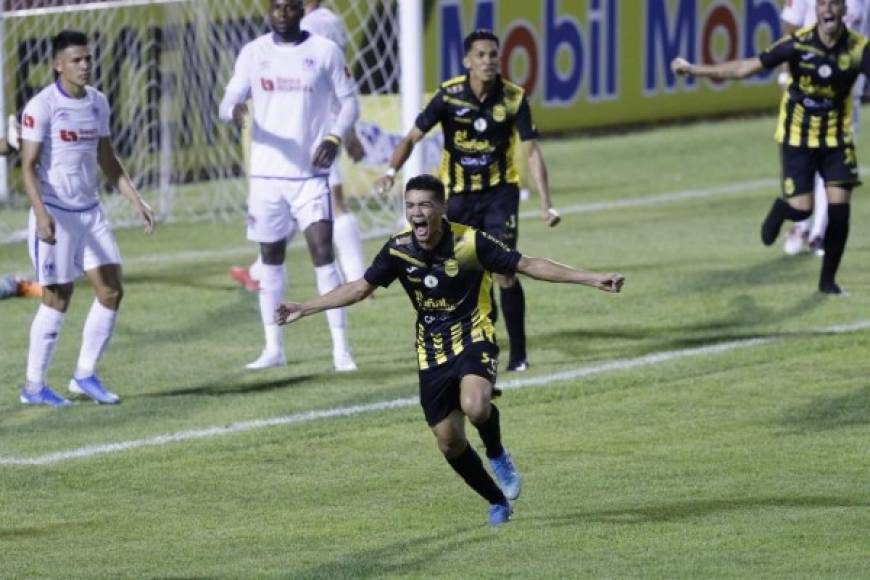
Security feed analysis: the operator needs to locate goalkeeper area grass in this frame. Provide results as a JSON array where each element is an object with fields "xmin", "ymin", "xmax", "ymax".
[{"xmin": 1, "ymin": 112, "xmax": 869, "ymax": 578}]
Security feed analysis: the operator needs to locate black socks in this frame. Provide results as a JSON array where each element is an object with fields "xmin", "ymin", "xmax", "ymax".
[
  {"xmin": 473, "ymin": 404, "xmax": 505, "ymax": 459},
  {"xmin": 500, "ymin": 281, "xmax": 527, "ymax": 365},
  {"xmin": 446, "ymin": 443, "xmax": 506, "ymax": 505},
  {"xmin": 761, "ymin": 198, "xmax": 812, "ymax": 246},
  {"xmin": 819, "ymin": 203, "xmax": 850, "ymax": 294}
]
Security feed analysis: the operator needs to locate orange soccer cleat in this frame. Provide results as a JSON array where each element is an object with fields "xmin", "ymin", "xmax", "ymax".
[{"xmin": 229, "ymin": 266, "xmax": 259, "ymax": 291}]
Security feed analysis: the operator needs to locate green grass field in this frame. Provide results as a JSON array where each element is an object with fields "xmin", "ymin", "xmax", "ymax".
[{"xmin": 1, "ymin": 113, "xmax": 869, "ymax": 578}]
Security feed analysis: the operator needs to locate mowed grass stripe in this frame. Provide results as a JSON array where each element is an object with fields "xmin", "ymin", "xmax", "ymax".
[
  {"xmin": 121, "ymin": 174, "xmax": 787, "ymax": 269},
  {"xmin": 3, "ymin": 318, "xmax": 868, "ymax": 467}
]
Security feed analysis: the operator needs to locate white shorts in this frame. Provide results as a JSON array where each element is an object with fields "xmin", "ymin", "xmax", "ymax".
[
  {"xmin": 28, "ymin": 203, "xmax": 122, "ymax": 285},
  {"xmin": 246, "ymin": 176, "xmax": 332, "ymax": 243}
]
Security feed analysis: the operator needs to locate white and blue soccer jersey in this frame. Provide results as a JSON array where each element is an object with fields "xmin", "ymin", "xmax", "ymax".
[
  {"xmin": 219, "ymin": 32, "xmax": 356, "ymax": 179},
  {"xmin": 20, "ymin": 81, "xmax": 110, "ymax": 211}
]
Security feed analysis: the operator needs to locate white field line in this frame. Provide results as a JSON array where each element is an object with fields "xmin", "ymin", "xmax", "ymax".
[
  {"xmin": 124, "ymin": 176, "xmax": 778, "ymax": 269},
  {"xmin": 2, "ymin": 319, "xmax": 868, "ymax": 467}
]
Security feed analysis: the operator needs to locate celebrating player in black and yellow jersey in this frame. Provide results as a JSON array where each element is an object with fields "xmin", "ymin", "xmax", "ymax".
[
  {"xmin": 377, "ymin": 30, "xmax": 559, "ymax": 371},
  {"xmin": 276, "ymin": 174, "xmax": 624, "ymax": 526},
  {"xmin": 672, "ymin": 0, "xmax": 867, "ymax": 294}
]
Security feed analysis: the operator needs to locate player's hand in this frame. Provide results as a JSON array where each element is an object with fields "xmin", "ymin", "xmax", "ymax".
[
  {"xmin": 375, "ymin": 174, "xmax": 395, "ymax": 195},
  {"xmin": 275, "ymin": 302, "xmax": 303, "ymax": 325},
  {"xmin": 543, "ymin": 207, "xmax": 561, "ymax": 227},
  {"xmin": 35, "ymin": 210, "xmax": 56, "ymax": 245},
  {"xmin": 671, "ymin": 57, "xmax": 692, "ymax": 76},
  {"xmin": 595, "ymin": 273, "xmax": 625, "ymax": 293},
  {"xmin": 312, "ymin": 137, "xmax": 340, "ymax": 169},
  {"xmin": 231, "ymin": 103, "xmax": 248, "ymax": 130},
  {"xmin": 345, "ymin": 131, "xmax": 366, "ymax": 163},
  {"xmin": 137, "ymin": 199, "xmax": 156, "ymax": 235}
]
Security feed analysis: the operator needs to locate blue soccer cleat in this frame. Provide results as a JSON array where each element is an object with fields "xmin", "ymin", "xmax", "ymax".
[
  {"xmin": 488, "ymin": 500, "xmax": 512, "ymax": 526},
  {"xmin": 20, "ymin": 385, "xmax": 73, "ymax": 407},
  {"xmin": 490, "ymin": 450, "xmax": 522, "ymax": 500},
  {"xmin": 69, "ymin": 375, "xmax": 120, "ymax": 405}
]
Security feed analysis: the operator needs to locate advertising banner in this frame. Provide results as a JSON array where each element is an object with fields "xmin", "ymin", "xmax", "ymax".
[{"xmin": 426, "ymin": 0, "xmax": 785, "ymax": 132}]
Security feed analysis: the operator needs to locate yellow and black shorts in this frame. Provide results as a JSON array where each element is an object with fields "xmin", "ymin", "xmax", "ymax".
[
  {"xmin": 780, "ymin": 144, "xmax": 861, "ymax": 198},
  {"xmin": 417, "ymin": 341, "xmax": 499, "ymax": 426}
]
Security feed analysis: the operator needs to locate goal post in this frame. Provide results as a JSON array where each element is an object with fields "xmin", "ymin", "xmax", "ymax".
[{"xmin": 0, "ymin": 0, "xmax": 426, "ymax": 244}]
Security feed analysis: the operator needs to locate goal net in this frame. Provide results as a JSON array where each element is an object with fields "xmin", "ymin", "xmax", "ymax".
[{"xmin": 0, "ymin": 0, "xmax": 431, "ymax": 245}]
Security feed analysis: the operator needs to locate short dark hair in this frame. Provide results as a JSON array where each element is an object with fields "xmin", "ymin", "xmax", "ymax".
[
  {"xmin": 52, "ymin": 30, "xmax": 88, "ymax": 58},
  {"xmin": 405, "ymin": 174, "xmax": 445, "ymax": 203},
  {"xmin": 464, "ymin": 29, "xmax": 500, "ymax": 54}
]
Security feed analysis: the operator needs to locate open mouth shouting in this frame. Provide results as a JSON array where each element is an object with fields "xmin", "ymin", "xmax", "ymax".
[{"xmin": 412, "ymin": 217, "xmax": 432, "ymax": 242}]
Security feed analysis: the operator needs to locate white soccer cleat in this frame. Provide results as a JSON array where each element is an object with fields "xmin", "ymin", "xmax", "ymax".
[
  {"xmin": 333, "ymin": 350, "xmax": 358, "ymax": 372},
  {"xmin": 245, "ymin": 350, "xmax": 287, "ymax": 370},
  {"xmin": 783, "ymin": 225, "xmax": 807, "ymax": 256}
]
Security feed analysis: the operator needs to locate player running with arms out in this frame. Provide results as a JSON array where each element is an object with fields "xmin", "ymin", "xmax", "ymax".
[
  {"xmin": 672, "ymin": 0, "xmax": 868, "ymax": 295},
  {"xmin": 778, "ymin": 0, "xmax": 868, "ymax": 256},
  {"xmin": 219, "ymin": 0, "xmax": 360, "ymax": 371},
  {"xmin": 229, "ymin": 0, "xmax": 369, "ymax": 293},
  {"xmin": 276, "ymin": 174, "xmax": 624, "ymax": 526},
  {"xmin": 376, "ymin": 30, "xmax": 560, "ymax": 373},
  {"xmin": 19, "ymin": 30, "xmax": 155, "ymax": 407}
]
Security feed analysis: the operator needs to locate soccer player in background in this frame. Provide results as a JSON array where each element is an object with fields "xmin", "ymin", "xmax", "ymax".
[
  {"xmin": 672, "ymin": 0, "xmax": 867, "ymax": 294},
  {"xmin": 19, "ymin": 30, "xmax": 155, "ymax": 407},
  {"xmin": 219, "ymin": 0, "xmax": 360, "ymax": 371},
  {"xmin": 376, "ymin": 30, "xmax": 560, "ymax": 373},
  {"xmin": 276, "ymin": 174, "xmax": 624, "ymax": 526},
  {"xmin": 229, "ymin": 0, "xmax": 369, "ymax": 292},
  {"xmin": 779, "ymin": 0, "xmax": 868, "ymax": 256}
]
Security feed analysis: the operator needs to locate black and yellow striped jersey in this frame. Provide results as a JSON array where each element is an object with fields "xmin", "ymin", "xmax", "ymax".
[
  {"xmin": 415, "ymin": 75, "xmax": 539, "ymax": 196},
  {"xmin": 760, "ymin": 25, "xmax": 870, "ymax": 148},
  {"xmin": 363, "ymin": 221, "xmax": 522, "ymax": 370}
]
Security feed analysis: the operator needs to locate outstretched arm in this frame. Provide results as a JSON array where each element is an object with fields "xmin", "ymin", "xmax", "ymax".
[
  {"xmin": 98, "ymin": 137, "xmax": 155, "ymax": 234},
  {"xmin": 671, "ymin": 57, "xmax": 765, "ymax": 81},
  {"xmin": 276, "ymin": 278, "xmax": 376, "ymax": 325},
  {"xmin": 516, "ymin": 256, "xmax": 624, "ymax": 293}
]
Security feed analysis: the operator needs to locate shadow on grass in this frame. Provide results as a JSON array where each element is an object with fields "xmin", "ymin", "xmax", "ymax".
[
  {"xmin": 295, "ymin": 526, "xmax": 485, "ymax": 580},
  {"xmin": 531, "ymin": 291, "xmax": 826, "ymax": 361},
  {"xmin": 686, "ymin": 255, "xmax": 817, "ymax": 291},
  {"xmin": 532, "ymin": 496, "xmax": 869, "ymax": 526},
  {"xmin": 138, "ymin": 373, "xmax": 318, "ymax": 397},
  {"xmin": 780, "ymin": 386, "xmax": 870, "ymax": 432}
]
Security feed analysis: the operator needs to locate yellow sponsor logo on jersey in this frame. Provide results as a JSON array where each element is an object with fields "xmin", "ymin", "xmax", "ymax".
[{"xmin": 454, "ymin": 130, "xmax": 495, "ymax": 153}]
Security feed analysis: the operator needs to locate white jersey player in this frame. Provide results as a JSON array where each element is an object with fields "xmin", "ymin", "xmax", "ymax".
[
  {"xmin": 231, "ymin": 0, "xmax": 368, "ymax": 294},
  {"xmin": 219, "ymin": 0, "xmax": 360, "ymax": 372},
  {"xmin": 780, "ymin": 0, "xmax": 868, "ymax": 255},
  {"xmin": 18, "ymin": 30, "xmax": 155, "ymax": 407}
]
